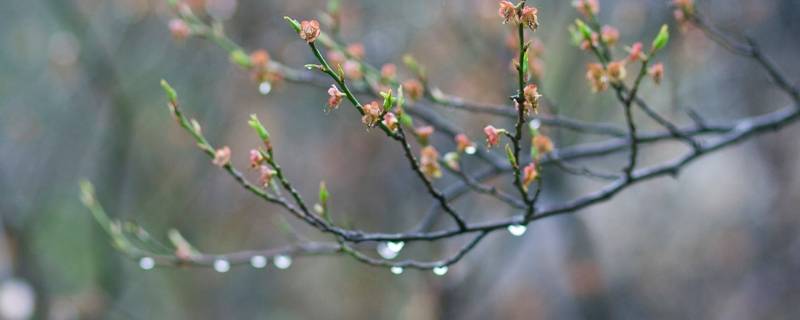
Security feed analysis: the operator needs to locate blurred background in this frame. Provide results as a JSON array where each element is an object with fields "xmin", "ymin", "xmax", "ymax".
[{"xmin": 2, "ymin": 0, "xmax": 800, "ymax": 319}]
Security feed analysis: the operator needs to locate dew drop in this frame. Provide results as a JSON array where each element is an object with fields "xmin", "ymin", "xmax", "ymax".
[
  {"xmin": 274, "ymin": 255, "xmax": 292, "ymax": 269},
  {"xmin": 432, "ymin": 266, "xmax": 448, "ymax": 276},
  {"xmin": 390, "ymin": 266, "xmax": 403, "ymax": 275},
  {"xmin": 507, "ymin": 224, "xmax": 527, "ymax": 236},
  {"xmin": 464, "ymin": 145, "xmax": 477, "ymax": 155},
  {"xmin": 387, "ymin": 241, "xmax": 405, "ymax": 253},
  {"xmin": 139, "ymin": 257, "xmax": 155, "ymax": 270},
  {"xmin": 214, "ymin": 259, "xmax": 230, "ymax": 273},
  {"xmin": 377, "ymin": 243, "xmax": 399, "ymax": 260},
  {"xmin": 250, "ymin": 255, "xmax": 267, "ymax": 269},
  {"xmin": 258, "ymin": 82, "xmax": 272, "ymax": 95},
  {"xmin": 529, "ymin": 119, "xmax": 542, "ymax": 130}
]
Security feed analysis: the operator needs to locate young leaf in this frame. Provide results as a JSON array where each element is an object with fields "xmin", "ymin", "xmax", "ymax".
[{"xmin": 651, "ymin": 24, "xmax": 670, "ymax": 52}]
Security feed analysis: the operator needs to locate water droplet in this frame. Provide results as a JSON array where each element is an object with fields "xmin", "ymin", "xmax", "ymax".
[
  {"xmin": 432, "ymin": 266, "xmax": 448, "ymax": 276},
  {"xmin": 465, "ymin": 145, "xmax": 477, "ymax": 155},
  {"xmin": 274, "ymin": 255, "xmax": 292, "ymax": 269},
  {"xmin": 377, "ymin": 243, "xmax": 399, "ymax": 260},
  {"xmin": 214, "ymin": 259, "xmax": 230, "ymax": 273},
  {"xmin": 250, "ymin": 255, "xmax": 267, "ymax": 269},
  {"xmin": 258, "ymin": 82, "xmax": 272, "ymax": 95},
  {"xmin": 139, "ymin": 257, "xmax": 155, "ymax": 270},
  {"xmin": 390, "ymin": 266, "xmax": 403, "ymax": 275},
  {"xmin": 529, "ymin": 119, "xmax": 542, "ymax": 130},
  {"xmin": 387, "ymin": 241, "xmax": 405, "ymax": 253},
  {"xmin": 507, "ymin": 224, "xmax": 527, "ymax": 236},
  {"xmin": 0, "ymin": 279, "xmax": 35, "ymax": 320}
]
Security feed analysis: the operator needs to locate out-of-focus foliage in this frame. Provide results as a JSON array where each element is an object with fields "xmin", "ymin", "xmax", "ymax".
[{"xmin": 1, "ymin": 0, "xmax": 800, "ymax": 319}]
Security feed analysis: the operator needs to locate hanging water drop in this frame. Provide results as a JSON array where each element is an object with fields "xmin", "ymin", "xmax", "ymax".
[
  {"xmin": 274, "ymin": 255, "xmax": 292, "ymax": 269},
  {"xmin": 214, "ymin": 259, "xmax": 230, "ymax": 273},
  {"xmin": 432, "ymin": 266, "xmax": 448, "ymax": 276},
  {"xmin": 507, "ymin": 224, "xmax": 527, "ymax": 236},
  {"xmin": 465, "ymin": 145, "xmax": 477, "ymax": 155},
  {"xmin": 387, "ymin": 241, "xmax": 405, "ymax": 253},
  {"xmin": 258, "ymin": 82, "xmax": 272, "ymax": 95},
  {"xmin": 250, "ymin": 255, "xmax": 267, "ymax": 269},
  {"xmin": 529, "ymin": 119, "xmax": 542, "ymax": 130},
  {"xmin": 390, "ymin": 266, "xmax": 403, "ymax": 275},
  {"xmin": 139, "ymin": 257, "xmax": 155, "ymax": 270},
  {"xmin": 377, "ymin": 242, "xmax": 399, "ymax": 260}
]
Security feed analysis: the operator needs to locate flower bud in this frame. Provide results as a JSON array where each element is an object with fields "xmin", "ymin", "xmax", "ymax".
[
  {"xmin": 532, "ymin": 134, "xmax": 554, "ymax": 159},
  {"xmin": 327, "ymin": 84, "xmax": 345, "ymax": 111},
  {"xmin": 455, "ymin": 134, "xmax": 475, "ymax": 153},
  {"xmin": 346, "ymin": 43, "xmax": 365, "ymax": 59},
  {"xmin": 343, "ymin": 60, "xmax": 363, "ymax": 80},
  {"xmin": 522, "ymin": 162, "xmax": 538, "ymax": 191},
  {"xmin": 601, "ymin": 25, "xmax": 619, "ymax": 46},
  {"xmin": 498, "ymin": 1, "xmax": 518, "ymax": 25},
  {"xmin": 415, "ymin": 126, "xmax": 434, "ymax": 145},
  {"xmin": 484, "ymin": 125, "xmax": 501, "ymax": 148},
  {"xmin": 380, "ymin": 64, "xmax": 397, "ymax": 81},
  {"xmin": 420, "ymin": 146, "xmax": 442, "ymax": 179},
  {"xmin": 402, "ymin": 79, "xmax": 424, "ymax": 101},
  {"xmin": 520, "ymin": 6, "xmax": 539, "ymax": 31},
  {"xmin": 259, "ymin": 165, "xmax": 276, "ymax": 187},
  {"xmin": 443, "ymin": 152, "xmax": 460, "ymax": 171},
  {"xmin": 250, "ymin": 50, "xmax": 270, "ymax": 69},
  {"xmin": 361, "ymin": 101, "xmax": 382, "ymax": 127},
  {"xmin": 573, "ymin": 0, "xmax": 599, "ymax": 18},
  {"xmin": 522, "ymin": 84, "xmax": 542, "ymax": 114},
  {"xmin": 648, "ymin": 63, "xmax": 664, "ymax": 85},
  {"xmin": 383, "ymin": 112, "xmax": 398, "ymax": 132},
  {"xmin": 249, "ymin": 149, "xmax": 264, "ymax": 168},
  {"xmin": 213, "ymin": 146, "xmax": 231, "ymax": 167},
  {"xmin": 627, "ymin": 42, "xmax": 647, "ymax": 62},
  {"xmin": 299, "ymin": 20, "xmax": 321, "ymax": 43},
  {"xmin": 585, "ymin": 63, "xmax": 609, "ymax": 92},
  {"xmin": 169, "ymin": 19, "xmax": 190, "ymax": 40}
]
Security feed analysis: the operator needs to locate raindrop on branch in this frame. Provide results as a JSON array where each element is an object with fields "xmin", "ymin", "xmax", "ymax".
[
  {"xmin": 139, "ymin": 257, "xmax": 155, "ymax": 270},
  {"xmin": 507, "ymin": 224, "xmax": 527, "ymax": 236},
  {"xmin": 250, "ymin": 255, "xmax": 267, "ymax": 269},
  {"xmin": 274, "ymin": 255, "xmax": 292, "ymax": 269},
  {"xmin": 214, "ymin": 259, "xmax": 231, "ymax": 273}
]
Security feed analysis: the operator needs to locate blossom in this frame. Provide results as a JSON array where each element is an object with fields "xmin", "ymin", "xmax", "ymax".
[
  {"xmin": 415, "ymin": 126, "xmax": 434, "ymax": 145},
  {"xmin": 580, "ymin": 32, "xmax": 600, "ymax": 51},
  {"xmin": 250, "ymin": 50, "xmax": 270, "ymax": 69},
  {"xmin": 585, "ymin": 63, "xmax": 609, "ymax": 92},
  {"xmin": 169, "ymin": 19, "xmax": 190, "ymax": 40},
  {"xmin": 402, "ymin": 79, "xmax": 424, "ymax": 101},
  {"xmin": 443, "ymin": 152, "xmax": 460, "ymax": 171},
  {"xmin": 532, "ymin": 134, "xmax": 554, "ymax": 157},
  {"xmin": 455, "ymin": 134, "xmax": 474, "ymax": 153},
  {"xmin": 601, "ymin": 25, "xmax": 619, "ymax": 46},
  {"xmin": 259, "ymin": 165, "xmax": 276, "ymax": 187},
  {"xmin": 380, "ymin": 63, "xmax": 397, "ymax": 81},
  {"xmin": 498, "ymin": 1, "xmax": 518, "ymax": 25},
  {"xmin": 484, "ymin": 125, "xmax": 501, "ymax": 148},
  {"xmin": 343, "ymin": 60, "xmax": 363, "ymax": 80},
  {"xmin": 327, "ymin": 85, "xmax": 345, "ymax": 111},
  {"xmin": 420, "ymin": 146, "xmax": 442, "ymax": 179},
  {"xmin": 607, "ymin": 60, "xmax": 627, "ymax": 83},
  {"xmin": 522, "ymin": 162, "xmax": 538, "ymax": 190},
  {"xmin": 520, "ymin": 6, "xmax": 539, "ymax": 31},
  {"xmin": 213, "ymin": 146, "xmax": 231, "ymax": 167},
  {"xmin": 299, "ymin": 20, "xmax": 321, "ymax": 43},
  {"xmin": 346, "ymin": 43, "xmax": 365, "ymax": 59},
  {"xmin": 573, "ymin": 0, "xmax": 599, "ymax": 18},
  {"xmin": 648, "ymin": 63, "xmax": 664, "ymax": 85},
  {"xmin": 382, "ymin": 112, "xmax": 398, "ymax": 132},
  {"xmin": 361, "ymin": 101, "xmax": 382, "ymax": 127},
  {"xmin": 627, "ymin": 42, "xmax": 646, "ymax": 62},
  {"xmin": 522, "ymin": 84, "xmax": 542, "ymax": 114},
  {"xmin": 249, "ymin": 149, "xmax": 264, "ymax": 168}
]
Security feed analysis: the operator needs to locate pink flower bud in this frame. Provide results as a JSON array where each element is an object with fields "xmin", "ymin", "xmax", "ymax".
[
  {"xmin": 573, "ymin": 0, "xmax": 599, "ymax": 18},
  {"xmin": 343, "ymin": 60, "xmax": 363, "ymax": 80},
  {"xmin": 299, "ymin": 20, "xmax": 321, "ymax": 43},
  {"xmin": 259, "ymin": 165, "xmax": 276, "ymax": 187},
  {"xmin": 415, "ymin": 126, "xmax": 434, "ymax": 145},
  {"xmin": 250, "ymin": 50, "xmax": 270, "ymax": 69},
  {"xmin": 327, "ymin": 85, "xmax": 345, "ymax": 111},
  {"xmin": 532, "ymin": 134, "xmax": 554, "ymax": 157},
  {"xmin": 601, "ymin": 25, "xmax": 620, "ymax": 46},
  {"xmin": 249, "ymin": 149, "xmax": 264, "ymax": 168},
  {"xmin": 346, "ymin": 43, "xmax": 365, "ymax": 59},
  {"xmin": 498, "ymin": 1, "xmax": 518, "ymax": 25},
  {"xmin": 361, "ymin": 101, "xmax": 382, "ymax": 127},
  {"xmin": 522, "ymin": 84, "xmax": 542, "ymax": 114},
  {"xmin": 382, "ymin": 112, "xmax": 398, "ymax": 132},
  {"xmin": 585, "ymin": 63, "xmax": 609, "ymax": 92},
  {"xmin": 402, "ymin": 79, "xmax": 424, "ymax": 101},
  {"xmin": 169, "ymin": 19, "xmax": 190, "ymax": 40},
  {"xmin": 627, "ymin": 42, "xmax": 646, "ymax": 62},
  {"xmin": 380, "ymin": 64, "xmax": 397, "ymax": 81},
  {"xmin": 520, "ymin": 6, "xmax": 539, "ymax": 31},
  {"xmin": 648, "ymin": 63, "xmax": 664, "ymax": 85},
  {"xmin": 522, "ymin": 162, "xmax": 538, "ymax": 191},
  {"xmin": 484, "ymin": 125, "xmax": 501, "ymax": 148},
  {"xmin": 455, "ymin": 134, "xmax": 474, "ymax": 153},
  {"xmin": 213, "ymin": 146, "xmax": 231, "ymax": 167}
]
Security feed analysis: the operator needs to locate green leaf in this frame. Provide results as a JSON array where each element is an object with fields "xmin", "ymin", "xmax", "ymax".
[
  {"xmin": 651, "ymin": 24, "xmax": 670, "ymax": 52},
  {"xmin": 575, "ymin": 19, "xmax": 593, "ymax": 40},
  {"xmin": 399, "ymin": 113, "xmax": 413, "ymax": 128},
  {"xmin": 521, "ymin": 44, "xmax": 530, "ymax": 76},
  {"xmin": 160, "ymin": 79, "xmax": 177, "ymax": 103},
  {"xmin": 229, "ymin": 49, "xmax": 252, "ymax": 68},
  {"xmin": 380, "ymin": 89, "xmax": 394, "ymax": 111},
  {"xmin": 284, "ymin": 16, "xmax": 302, "ymax": 33},
  {"xmin": 505, "ymin": 144, "xmax": 517, "ymax": 167}
]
